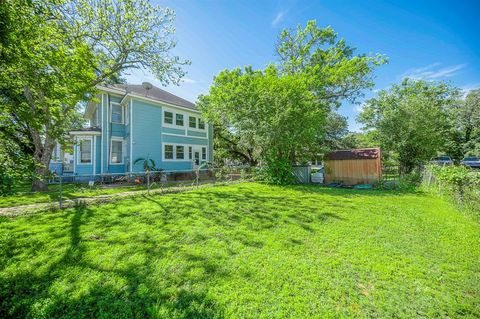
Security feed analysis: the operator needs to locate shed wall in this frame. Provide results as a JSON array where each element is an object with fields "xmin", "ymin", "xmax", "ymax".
[{"xmin": 324, "ymin": 158, "xmax": 381, "ymax": 185}]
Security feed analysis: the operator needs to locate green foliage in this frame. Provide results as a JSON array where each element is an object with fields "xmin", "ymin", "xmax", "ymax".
[
  {"xmin": 200, "ymin": 21, "xmax": 386, "ymax": 183},
  {"xmin": 358, "ymin": 79, "xmax": 461, "ymax": 173},
  {"xmin": 0, "ymin": 183, "xmax": 479, "ymax": 317},
  {"xmin": 134, "ymin": 157, "xmax": 158, "ymax": 173},
  {"xmin": 0, "ymin": 0, "xmax": 187, "ymax": 190},
  {"xmin": 425, "ymin": 165, "xmax": 480, "ymax": 212},
  {"xmin": 444, "ymin": 89, "xmax": 480, "ymax": 160}
]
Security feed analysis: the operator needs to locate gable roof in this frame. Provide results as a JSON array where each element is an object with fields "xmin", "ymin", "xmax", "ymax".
[
  {"xmin": 325, "ymin": 148, "xmax": 381, "ymax": 160},
  {"xmin": 101, "ymin": 83, "xmax": 197, "ymax": 111}
]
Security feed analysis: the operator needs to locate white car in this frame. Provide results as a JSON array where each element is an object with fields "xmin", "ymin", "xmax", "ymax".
[{"xmin": 461, "ymin": 156, "xmax": 480, "ymax": 169}]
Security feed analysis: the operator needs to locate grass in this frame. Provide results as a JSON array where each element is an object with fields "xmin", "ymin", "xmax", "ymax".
[
  {"xmin": 0, "ymin": 181, "xmax": 198, "ymax": 208},
  {"xmin": 0, "ymin": 183, "xmax": 479, "ymax": 318}
]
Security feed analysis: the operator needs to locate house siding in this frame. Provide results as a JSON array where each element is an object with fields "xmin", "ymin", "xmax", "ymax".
[
  {"xmin": 69, "ymin": 88, "xmax": 212, "ymax": 177},
  {"xmin": 131, "ymin": 99, "xmax": 163, "ymax": 172}
]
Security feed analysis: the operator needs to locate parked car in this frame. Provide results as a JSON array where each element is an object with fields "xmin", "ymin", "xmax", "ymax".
[
  {"xmin": 461, "ymin": 156, "xmax": 480, "ymax": 168},
  {"xmin": 429, "ymin": 156, "xmax": 453, "ymax": 166}
]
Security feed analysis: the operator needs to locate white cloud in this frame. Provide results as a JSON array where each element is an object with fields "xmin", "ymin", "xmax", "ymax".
[
  {"xmin": 181, "ymin": 77, "xmax": 197, "ymax": 84},
  {"xmin": 401, "ymin": 63, "xmax": 466, "ymax": 80},
  {"xmin": 272, "ymin": 10, "xmax": 286, "ymax": 27}
]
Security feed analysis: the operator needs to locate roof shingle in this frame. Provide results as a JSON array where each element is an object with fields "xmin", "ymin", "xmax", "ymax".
[{"xmin": 103, "ymin": 83, "xmax": 197, "ymax": 111}]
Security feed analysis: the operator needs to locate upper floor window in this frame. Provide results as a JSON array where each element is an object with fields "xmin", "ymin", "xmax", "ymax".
[
  {"xmin": 110, "ymin": 139, "xmax": 123, "ymax": 164},
  {"xmin": 79, "ymin": 138, "xmax": 92, "ymax": 164},
  {"xmin": 111, "ymin": 103, "xmax": 123, "ymax": 123},
  {"xmin": 176, "ymin": 114, "xmax": 184, "ymax": 126},
  {"xmin": 198, "ymin": 118, "xmax": 205, "ymax": 130},
  {"xmin": 164, "ymin": 111, "xmax": 173, "ymax": 124},
  {"xmin": 189, "ymin": 116, "xmax": 196, "ymax": 128}
]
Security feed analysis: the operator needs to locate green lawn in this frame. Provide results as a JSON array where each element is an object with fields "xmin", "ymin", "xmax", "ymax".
[
  {"xmin": 0, "ymin": 181, "xmax": 196, "ymax": 208},
  {"xmin": 1, "ymin": 183, "xmax": 479, "ymax": 318}
]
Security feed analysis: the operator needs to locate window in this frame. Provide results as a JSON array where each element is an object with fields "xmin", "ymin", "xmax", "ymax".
[
  {"xmin": 79, "ymin": 138, "xmax": 92, "ymax": 164},
  {"xmin": 164, "ymin": 144, "xmax": 174, "ymax": 159},
  {"xmin": 189, "ymin": 146, "xmax": 192, "ymax": 160},
  {"xmin": 202, "ymin": 147, "xmax": 207, "ymax": 160},
  {"xmin": 176, "ymin": 114, "xmax": 184, "ymax": 126},
  {"xmin": 111, "ymin": 103, "xmax": 123, "ymax": 123},
  {"xmin": 189, "ymin": 116, "xmax": 196, "ymax": 128},
  {"xmin": 110, "ymin": 139, "xmax": 123, "ymax": 164},
  {"xmin": 176, "ymin": 146, "xmax": 184, "ymax": 159},
  {"xmin": 164, "ymin": 111, "xmax": 173, "ymax": 124},
  {"xmin": 198, "ymin": 118, "xmax": 205, "ymax": 130}
]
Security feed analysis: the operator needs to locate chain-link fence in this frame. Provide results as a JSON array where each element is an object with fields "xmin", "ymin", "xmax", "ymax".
[{"xmin": 48, "ymin": 166, "xmax": 255, "ymax": 209}]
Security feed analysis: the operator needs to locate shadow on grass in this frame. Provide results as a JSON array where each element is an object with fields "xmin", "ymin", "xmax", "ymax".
[
  {"xmin": 0, "ymin": 183, "xmax": 354, "ymax": 318},
  {"xmin": 0, "ymin": 205, "xmax": 225, "ymax": 318}
]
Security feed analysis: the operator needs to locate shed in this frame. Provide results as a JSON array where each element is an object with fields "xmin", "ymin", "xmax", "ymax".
[{"xmin": 324, "ymin": 148, "xmax": 381, "ymax": 185}]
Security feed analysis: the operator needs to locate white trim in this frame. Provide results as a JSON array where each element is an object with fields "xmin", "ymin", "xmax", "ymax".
[
  {"xmin": 129, "ymin": 99, "xmax": 133, "ymax": 172},
  {"xmin": 101, "ymin": 94, "xmax": 104, "ymax": 174},
  {"xmin": 106, "ymin": 95, "xmax": 109, "ymax": 171},
  {"xmin": 162, "ymin": 142, "xmax": 208, "ymax": 162},
  {"xmin": 69, "ymin": 131, "xmax": 102, "ymax": 136},
  {"xmin": 93, "ymin": 136, "xmax": 96, "ymax": 174},
  {"xmin": 110, "ymin": 102, "xmax": 124, "ymax": 124},
  {"xmin": 77, "ymin": 136, "xmax": 93, "ymax": 165},
  {"xmin": 73, "ymin": 136, "xmax": 76, "ymax": 174},
  {"xmin": 120, "ymin": 93, "xmax": 201, "ymax": 114},
  {"xmin": 162, "ymin": 133, "xmax": 208, "ymax": 140},
  {"xmin": 109, "ymin": 137, "xmax": 124, "ymax": 165}
]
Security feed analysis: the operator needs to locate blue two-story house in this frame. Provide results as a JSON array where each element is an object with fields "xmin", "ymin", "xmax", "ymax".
[{"xmin": 62, "ymin": 82, "xmax": 213, "ymax": 177}]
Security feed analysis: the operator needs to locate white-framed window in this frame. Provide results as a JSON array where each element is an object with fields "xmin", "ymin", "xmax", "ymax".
[
  {"xmin": 163, "ymin": 143, "xmax": 207, "ymax": 161},
  {"xmin": 164, "ymin": 111, "xmax": 173, "ymax": 125},
  {"xmin": 176, "ymin": 145, "xmax": 184, "ymax": 159},
  {"xmin": 176, "ymin": 113, "xmax": 184, "ymax": 126},
  {"xmin": 110, "ymin": 138, "xmax": 123, "ymax": 164},
  {"xmin": 198, "ymin": 118, "xmax": 205, "ymax": 130},
  {"xmin": 111, "ymin": 102, "xmax": 123, "ymax": 124},
  {"xmin": 164, "ymin": 144, "xmax": 174, "ymax": 159},
  {"xmin": 77, "ymin": 137, "xmax": 92, "ymax": 164},
  {"xmin": 189, "ymin": 116, "xmax": 197, "ymax": 128}
]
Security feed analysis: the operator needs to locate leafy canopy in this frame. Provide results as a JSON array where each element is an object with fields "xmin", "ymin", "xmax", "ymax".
[
  {"xmin": 200, "ymin": 21, "xmax": 386, "ymax": 183},
  {"xmin": 358, "ymin": 79, "xmax": 461, "ymax": 172},
  {"xmin": 0, "ymin": 0, "xmax": 187, "ymax": 190}
]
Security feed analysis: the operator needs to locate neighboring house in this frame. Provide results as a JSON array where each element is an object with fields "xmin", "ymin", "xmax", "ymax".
[{"xmin": 51, "ymin": 82, "xmax": 213, "ymax": 177}]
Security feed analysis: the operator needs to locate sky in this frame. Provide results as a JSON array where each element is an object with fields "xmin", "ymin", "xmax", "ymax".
[{"xmin": 126, "ymin": 0, "xmax": 480, "ymax": 132}]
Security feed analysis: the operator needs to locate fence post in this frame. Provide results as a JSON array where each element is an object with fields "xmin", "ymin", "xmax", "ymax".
[{"xmin": 59, "ymin": 174, "xmax": 63, "ymax": 209}]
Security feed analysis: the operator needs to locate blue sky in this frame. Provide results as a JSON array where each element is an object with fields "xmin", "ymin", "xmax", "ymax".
[{"xmin": 126, "ymin": 0, "xmax": 480, "ymax": 131}]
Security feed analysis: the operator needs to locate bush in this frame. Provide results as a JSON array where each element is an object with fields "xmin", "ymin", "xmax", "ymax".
[
  {"xmin": 0, "ymin": 166, "xmax": 15, "ymax": 196},
  {"xmin": 425, "ymin": 164, "xmax": 480, "ymax": 211},
  {"xmin": 258, "ymin": 157, "xmax": 294, "ymax": 185}
]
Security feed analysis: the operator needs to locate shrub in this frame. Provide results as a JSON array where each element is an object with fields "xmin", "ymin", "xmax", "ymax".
[{"xmin": 425, "ymin": 164, "xmax": 480, "ymax": 211}]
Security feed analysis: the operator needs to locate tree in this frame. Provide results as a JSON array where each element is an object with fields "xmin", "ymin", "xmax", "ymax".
[
  {"xmin": 444, "ymin": 89, "xmax": 480, "ymax": 159},
  {"xmin": 0, "ymin": 0, "xmax": 187, "ymax": 191},
  {"xmin": 200, "ymin": 21, "xmax": 385, "ymax": 182},
  {"xmin": 358, "ymin": 79, "xmax": 460, "ymax": 173}
]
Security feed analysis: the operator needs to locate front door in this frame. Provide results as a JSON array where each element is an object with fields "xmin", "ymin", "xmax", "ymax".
[{"xmin": 194, "ymin": 151, "xmax": 200, "ymax": 167}]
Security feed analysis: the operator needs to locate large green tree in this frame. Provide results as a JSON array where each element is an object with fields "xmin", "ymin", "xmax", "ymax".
[
  {"xmin": 0, "ymin": 0, "xmax": 187, "ymax": 191},
  {"xmin": 444, "ymin": 89, "xmax": 480, "ymax": 159},
  {"xmin": 358, "ymin": 79, "xmax": 461, "ymax": 173},
  {"xmin": 199, "ymin": 21, "xmax": 385, "ymax": 183}
]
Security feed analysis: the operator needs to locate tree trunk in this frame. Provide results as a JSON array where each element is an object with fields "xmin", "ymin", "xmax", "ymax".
[
  {"xmin": 30, "ymin": 129, "xmax": 55, "ymax": 192},
  {"xmin": 32, "ymin": 167, "xmax": 49, "ymax": 192}
]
